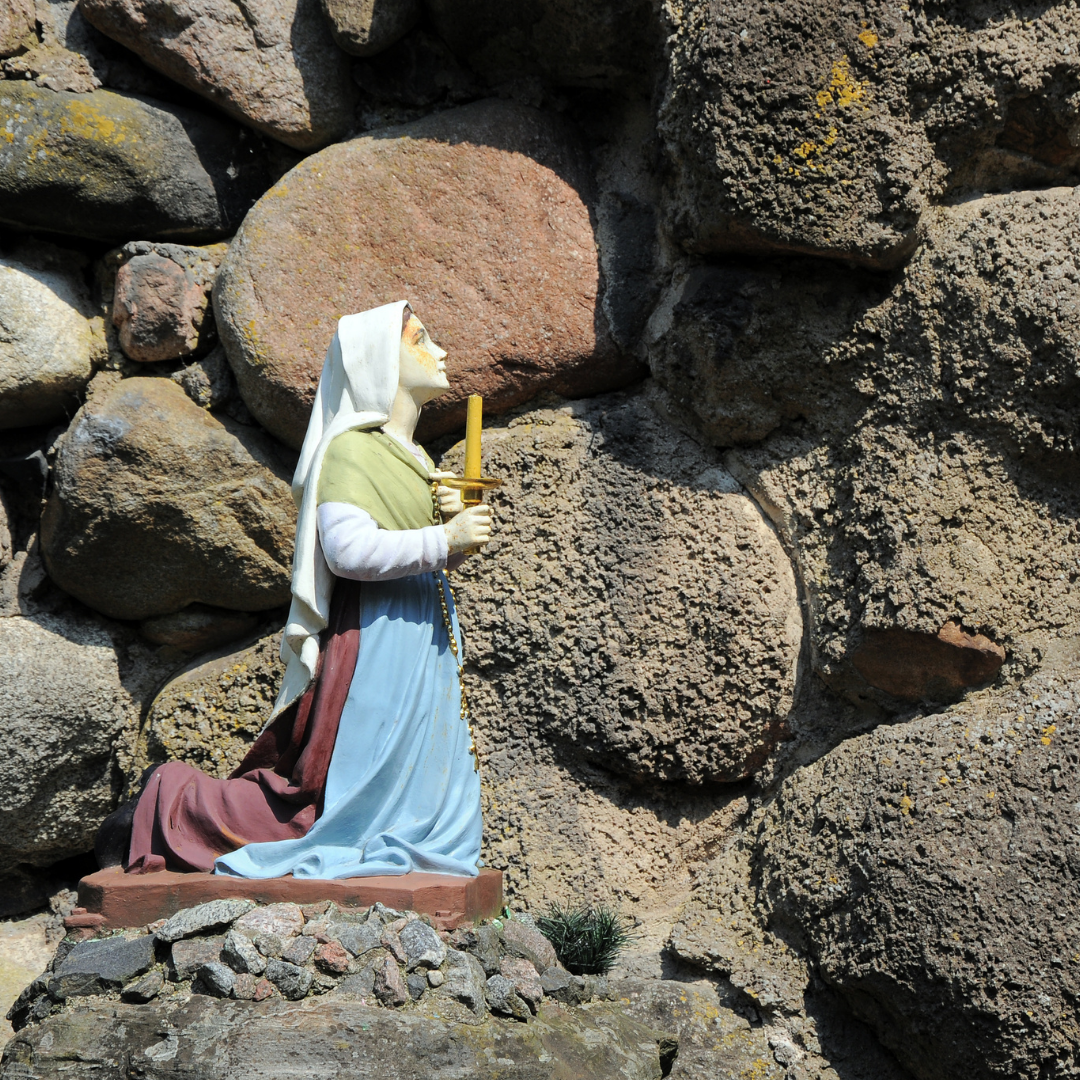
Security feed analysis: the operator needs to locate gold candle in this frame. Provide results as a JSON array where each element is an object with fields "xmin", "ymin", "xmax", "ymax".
[{"xmin": 464, "ymin": 394, "xmax": 482, "ymax": 480}]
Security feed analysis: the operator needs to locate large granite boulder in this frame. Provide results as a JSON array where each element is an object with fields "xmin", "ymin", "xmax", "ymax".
[
  {"xmin": 40, "ymin": 376, "xmax": 295, "ymax": 621},
  {"xmin": 133, "ymin": 625, "xmax": 285, "ymax": 784},
  {"xmin": 655, "ymin": 186, "xmax": 1080, "ymax": 706},
  {"xmin": 660, "ymin": 1, "xmax": 1080, "ymax": 266},
  {"xmin": 0, "ymin": 242, "xmax": 101, "ymax": 430},
  {"xmin": 1, "ymin": 995, "xmax": 671, "ymax": 1079},
  {"xmin": 215, "ymin": 99, "xmax": 636, "ymax": 449},
  {"xmin": 79, "ymin": 0, "xmax": 355, "ymax": 150},
  {"xmin": 0, "ymin": 83, "xmax": 274, "ymax": 241},
  {"xmin": 0, "ymin": 607, "xmax": 165, "ymax": 872},
  {"xmin": 425, "ymin": 0, "xmax": 661, "ymax": 92},
  {"xmin": 754, "ymin": 642, "xmax": 1080, "ymax": 1080},
  {"xmin": 443, "ymin": 390, "xmax": 802, "ymax": 785}
]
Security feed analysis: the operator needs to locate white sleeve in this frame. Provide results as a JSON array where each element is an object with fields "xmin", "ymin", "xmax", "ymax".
[{"xmin": 318, "ymin": 502, "xmax": 449, "ymax": 581}]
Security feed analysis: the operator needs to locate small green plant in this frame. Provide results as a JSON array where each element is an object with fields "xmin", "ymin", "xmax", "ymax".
[{"xmin": 535, "ymin": 901, "xmax": 636, "ymax": 975}]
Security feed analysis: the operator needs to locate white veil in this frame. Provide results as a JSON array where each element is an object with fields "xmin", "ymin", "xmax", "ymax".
[{"xmin": 269, "ymin": 299, "xmax": 410, "ymax": 721}]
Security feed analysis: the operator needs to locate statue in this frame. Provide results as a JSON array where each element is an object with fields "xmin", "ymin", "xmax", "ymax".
[{"xmin": 95, "ymin": 301, "xmax": 495, "ymax": 879}]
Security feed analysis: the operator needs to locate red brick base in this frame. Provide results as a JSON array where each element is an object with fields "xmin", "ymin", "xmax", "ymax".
[{"xmin": 76, "ymin": 866, "xmax": 503, "ymax": 930}]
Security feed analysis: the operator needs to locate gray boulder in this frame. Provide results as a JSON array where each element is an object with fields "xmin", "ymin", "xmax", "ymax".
[
  {"xmin": 0, "ymin": 83, "xmax": 274, "ymax": 241},
  {"xmin": 265, "ymin": 959, "xmax": 312, "ymax": 1001},
  {"xmin": 222, "ymin": 931, "xmax": 265, "ymax": 976},
  {"xmin": 485, "ymin": 974, "xmax": 529, "ymax": 1021},
  {"xmin": 195, "ymin": 961, "xmax": 236, "ymax": 999},
  {"xmin": 399, "ymin": 920, "xmax": 445, "ymax": 972},
  {"xmin": 41, "ymin": 376, "xmax": 295, "ymax": 621},
  {"xmin": 660, "ymin": 1, "xmax": 1080, "ymax": 267},
  {"xmin": 168, "ymin": 937, "xmax": 226, "ymax": 981},
  {"xmin": 157, "ymin": 900, "xmax": 256, "ymax": 943},
  {"xmin": 438, "ymin": 949, "xmax": 487, "ymax": 1015},
  {"xmin": 79, "ymin": 0, "xmax": 355, "ymax": 150},
  {"xmin": 2, "ymin": 995, "xmax": 671, "ymax": 1078},
  {"xmin": 319, "ymin": 0, "xmax": 418, "ymax": 56},
  {"xmin": 48, "ymin": 935, "xmax": 156, "ymax": 999},
  {"xmin": 756, "ymin": 644, "xmax": 1080, "ymax": 1080},
  {"xmin": 0, "ymin": 608, "xmax": 160, "ymax": 872},
  {"xmin": 442, "ymin": 392, "xmax": 802, "ymax": 784},
  {"xmin": 0, "ymin": 242, "xmax": 100, "ymax": 430}
]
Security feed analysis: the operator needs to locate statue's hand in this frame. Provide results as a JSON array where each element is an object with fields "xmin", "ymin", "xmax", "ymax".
[
  {"xmin": 443, "ymin": 504, "xmax": 493, "ymax": 553},
  {"xmin": 430, "ymin": 471, "xmax": 465, "ymax": 518}
]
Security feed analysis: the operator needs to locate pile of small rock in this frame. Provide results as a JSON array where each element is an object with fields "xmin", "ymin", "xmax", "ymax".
[{"xmin": 8, "ymin": 898, "xmax": 610, "ymax": 1032}]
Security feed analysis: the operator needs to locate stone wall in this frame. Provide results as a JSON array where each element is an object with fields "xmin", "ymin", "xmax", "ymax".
[{"xmin": 2, "ymin": 1, "xmax": 1080, "ymax": 1075}]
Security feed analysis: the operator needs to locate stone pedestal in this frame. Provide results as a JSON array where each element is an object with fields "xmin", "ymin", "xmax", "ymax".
[{"xmin": 74, "ymin": 867, "xmax": 503, "ymax": 930}]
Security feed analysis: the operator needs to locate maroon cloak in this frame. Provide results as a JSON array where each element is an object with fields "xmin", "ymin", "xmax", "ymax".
[{"xmin": 127, "ymin": 579, "xmax": 362, "ymax": 874}]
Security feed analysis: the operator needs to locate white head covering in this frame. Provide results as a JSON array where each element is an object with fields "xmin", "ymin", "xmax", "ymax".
[{"xmin": 270, "ymin": 299, "xmax": 410, "ymax": 721}]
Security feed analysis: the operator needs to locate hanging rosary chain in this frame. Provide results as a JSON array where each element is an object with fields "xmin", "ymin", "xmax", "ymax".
[{"xmin": 433, "ymin": 480, "xmax": 479, "ymax": 772}]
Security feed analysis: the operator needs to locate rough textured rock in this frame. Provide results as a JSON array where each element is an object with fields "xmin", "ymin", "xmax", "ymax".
[
  {"xmin": 444, "ymin": 391, "xmax": 802, "ymax": 784},
  {"xmin": 438, "ymin": 949, "xmax": 487, "ymax": 1015},
  {"xmin": 0, "ymin": 242, "xmax": 100, "ymax": 430},
  {"xmin": 49, "ymin": 934, "xmax": 156, "ymax": 998},
  {"xmin": 1, "ymin": 995, "xmax": 669, "ymax": 1078},
  {"xmin": 158, "ymin": 899, "xmax": 256, "ymax": 943},
  {"xmin": 0, "ymin": 83, "xmax": 274, "ymax": 242},
  {"xmin": 170, "ymin": 346, "xmax": 237, "ymax": 411},
  {"xmin": 2, "ymin": 0, "xmax": 183, "ymax": 96},
  {"xmin": 756, "ymin": 642, "xmax": 1080, "ymax": 1080},
  {"xmin": 0, "ymin": 608, "xmax": 160, "ymax": 872},
  {"xmin": 134, "ymin": 624, "xmax": 286, "ymax": 784},
  {"xmin": 0, "ymin": 0, "xmax": 34, "ymax": 57},
  {"xmin": 499, "ymin": 920, "xmax": 557, "ymax": 975},
  {"xmin": 658, "ymin": 186, "xmax": 1080, "ymax": 708},
  {"xmin": 399, "ymin": 920, "xmax": 445, "ymax": 972},
  {"xmin": 41, "ymin": 376, "xmax": 295, "ymax": 622},
  {"xmin": 214, "ymin": 99, "xmax": 635, "ymax": 449},
  {"xmin": 196, "ymin": 960, "xmax": 236, "ymax": 998},
  {"xmin": 79, "ymin": 0, "xmax": 355, "ymax": 150},
  {"xmin": 112, "ymin": 242, "xmax": 225, "ymax": 363},
  {"xmin": 660, "ymin": 2, "xmax": 1080, "ymax": 266},
  {"xmin": 426, "ymin": 0, "xmax": 660, "ymax": 92},
  {"xmin": 319, "ymin": 0, "xmax": 418, "ymax": 57},
  {"xmin": 222, "ymin": 930, "xmax": 265, "ymax": 976},
  {"xmin": 234, "ymin": 903, "xmax": 304, "ymax": 941},
  {"xmin": 168, "ymin": 936, "xmax": 225, "ymax": 980}
]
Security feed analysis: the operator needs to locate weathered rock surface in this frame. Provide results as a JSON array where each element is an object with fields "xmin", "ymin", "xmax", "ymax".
[
  {"xmin": 659, "ymin": 186, "xmax": 1080, "ymax": 706},
  {"xmin": 112, "ymin": 242, "xmax": 225, "ymax": 363},
  {"xmin": 444, "ymin": 391, "xmax": 802, "ymax": 785},
  {"xmin": 320, "ymin": 0, "xmax": 418, "ymax": 56},
  {"xmin": 660, "ymin": 2, "xmax": 1080, "ymax": 266},
  {"xmin": 0, "ymin": 609, "xmax": 155, "ymax": 871},
  {"xmin": 755, "ymin": 642, "xmax": 1080, "ymax": 1080},
  {"xmin": 49, "ymin": 934, "xmax": 155, "ymax": 998},
  {"xmin": 134, "ymin": 624, "xmax": 285, "ymax": 783},
  {"xmin": 426, "ymin": 0, "xmax": 661, "ymax": 92},
  {"xmin": 0, "ymin": 83, "xmax": 274, "ymax": 241},
  {"xmin": 41, "ymin": 376, "xmax": 295, "ymax": 621},
  {"xmin": 79, "ymin": 0, "xmax": 355, "ymax": 150},
  {"xmin": 215, "ymin": 99, "xmax": 635, "ymax": 449},
  {"xmin": 0, "ymin": 242, "xmax": 100, "ymax": 430},
  {"xmin": 0, "ymin": 0, "xmax": 34, "ymax": 57},
  {"xmin": 1, "ymin": 995, "xmax": 670, "ymax": 1078},
  {"xmin": 158, "ymin": 899, "xmax": 256, "ymax": 943}
]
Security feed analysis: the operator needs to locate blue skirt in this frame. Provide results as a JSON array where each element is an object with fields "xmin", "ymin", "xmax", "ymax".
[{"xmin": 215, "ymin": 572, "xmax": 482, "ymax": 879}]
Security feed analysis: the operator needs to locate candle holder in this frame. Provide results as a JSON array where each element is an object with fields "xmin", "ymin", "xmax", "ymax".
[{"xmin": 440, "ymin": 476, "xmax": 503, "ymax": 508}]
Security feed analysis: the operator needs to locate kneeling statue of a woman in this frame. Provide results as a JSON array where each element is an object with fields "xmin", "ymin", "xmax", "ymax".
[{"xmin": 96, "ymin": 301, "xmax": 493, "ymax": 879}]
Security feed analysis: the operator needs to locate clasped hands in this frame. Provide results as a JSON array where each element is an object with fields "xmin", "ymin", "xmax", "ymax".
[{"xmin": 430, "ymin": 471, "xmax": 494, "ymax": 554}]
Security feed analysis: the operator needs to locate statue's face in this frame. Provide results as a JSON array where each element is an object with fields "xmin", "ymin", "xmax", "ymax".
[{"xmin": 399, "ymin": 313, "xmax": 449, "ymax": 401}]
